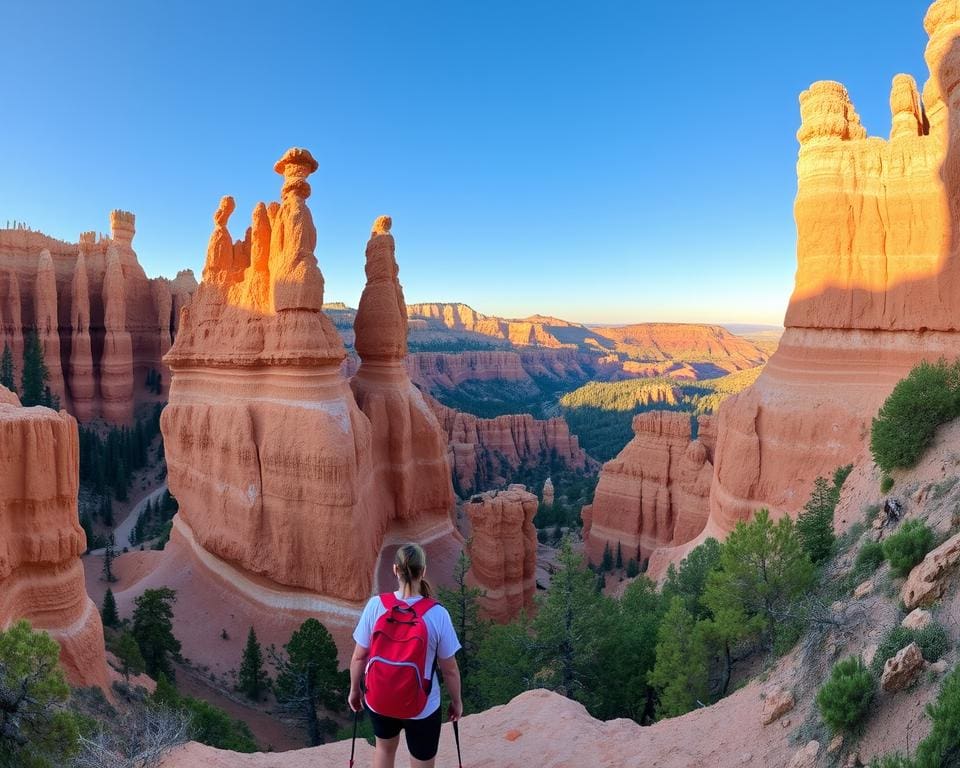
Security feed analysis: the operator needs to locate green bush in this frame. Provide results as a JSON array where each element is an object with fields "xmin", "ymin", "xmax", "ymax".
[
  {"xmin": 816, "ymin": 656, "xmax": 876, "ymax": 733},
  {"xmin": 871, "ymin": 360, "xmax": 960, "ymax": 473},
  {"xmin": 854, "ymin": 540, "xmax": 885, "ymax": 577},
  {"xmin": 914, "ymin": 664, "xmax": 960, "ymax": 768},
  {"xmin": 882, "ymin": 520, "xmax": 935, "ymax": 577},
  {"xmin": 870, "ymin": 623, "xmax": 951, "ymax": 676},
  {"xmin": 881, "ymin": 475, "xmax": 895, "ymax": 494}
]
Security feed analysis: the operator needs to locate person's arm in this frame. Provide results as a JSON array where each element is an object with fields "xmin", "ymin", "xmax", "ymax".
[
  {"xmin": 348, "ymin": 643, "xmax": 369, "ymax": 712},
  {"xmin": 438, "ymin": 654, "xmax": 463, "ymax": 721}
]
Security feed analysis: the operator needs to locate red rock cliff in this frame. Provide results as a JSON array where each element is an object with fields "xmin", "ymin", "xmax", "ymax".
[
  {"xmin": 583, "ymin": 411, "xmax": 714, "ymax": 566},
  {"xmin": 687, "ymin": 1, "xmax": 960, "ymax": 554},
  {"xmin": 465, "ymin": 484, "xmax": 538, "ymax": 623},
  {"xmin": 428, "ymin": 396, "xmax": 595, "ymax": 496},
  {"xmin": 0, "ymin": 216, "xmax": 197, "ymax": 423},
  {"xmin": 0, "ymin": 385, "xmax": 108, "ymax": 688}
]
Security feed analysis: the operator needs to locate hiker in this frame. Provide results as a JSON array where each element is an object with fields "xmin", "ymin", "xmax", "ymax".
[{"xmin": 349, "ymin": 543, "xmax": 464, "ymax": 768}]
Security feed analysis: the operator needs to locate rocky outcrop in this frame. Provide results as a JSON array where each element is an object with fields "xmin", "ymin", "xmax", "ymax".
[
  {"xmin": 100, "ymin": 246, "xmax": 134, "ymax": 423},
  {"xmin": 589, "ymin": 324, "xmax": 768, "ymax": 371},
  {"xmin": 881, "ymin": 642, "xmax": 925, "ymax": 692},
  {"xmin": 465, "ymin": 485, "xmax": 538, "ymax": 623},
  {"xmin": 0, "ymin": 215, "xmax": 197, "ymax": 422},
  {"xmin": 901, "ymin": 531, "xmax": 960, "ymax": 609},
  {"xmin": 407, "ymin": 351, "xmax": 534, "ymax": 389},
  {"xmin": 428, "ymin": 396, "xmax": 595, "ymax": 496},
  {"xmin": 349, "ymin": 216, "xmax": 454, "ymax": 532},
  {"xmin": 651, "ymin": 2, "xmax": 960, "ymax": 563},
  {"xmin": 584, "ymin": 411, "xmax": 714, "ymax": 566},
  {"xmin": 0, "ymin": 386, "xmax": 108, "ymax": 688},
  {"xmin": 542, "ymin": 477, "xmax": 555, "ymax": 507},
  {"xmin": 158, "ymin": 150, "xmax": 460, "ymax": 668}
]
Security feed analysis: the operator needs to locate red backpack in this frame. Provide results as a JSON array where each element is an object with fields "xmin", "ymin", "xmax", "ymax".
[{"xmin": 363, "ymin": 593, "xmax": 438, "ymax": 719}]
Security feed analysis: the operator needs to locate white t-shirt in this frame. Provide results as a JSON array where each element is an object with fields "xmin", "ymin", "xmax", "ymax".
[{"xmin": 353, "ymin": 592, "xmax": 461, "ymax": 719}]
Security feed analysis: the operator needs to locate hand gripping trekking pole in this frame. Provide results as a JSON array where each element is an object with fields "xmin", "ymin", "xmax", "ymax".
[
  {"xmin": 453, "ymin": 719, "xmax": 463, "ymax": 768},
  {"xmin": 348, "ymin": 708, "xmax": 359, "ymax": 767}
]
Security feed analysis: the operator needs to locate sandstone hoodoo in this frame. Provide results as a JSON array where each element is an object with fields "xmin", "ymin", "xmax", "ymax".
[
  {"xmin": 465, "ymin": 484, "xmax": 538, "ymax": 623},
  {"xmin": 583, "ymin": 411, "xmax": 714, "ymax": 568},
  {"xmin": 349, "ymin": 215, "xmax": 456, "ymax": 550},
  {"xmin": 157, "ymin": 149, "xmax": 461, "ymax": 664},
  {"xmin": 0, "ymin": 385, "xmax": 108, "ymax": 689},
  {"xmin": 0, "ymin": 213, "xmax": 198, "ymax": 423}
]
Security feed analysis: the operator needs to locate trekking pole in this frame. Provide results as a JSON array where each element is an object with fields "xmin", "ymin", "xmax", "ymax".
[
  {"xmin": 349, "ymin": 708, "xmax": 359, "ymax": 767},
  {"xmin": 453, "ymin": 720, "xmax": 463, "ymax": 768}
]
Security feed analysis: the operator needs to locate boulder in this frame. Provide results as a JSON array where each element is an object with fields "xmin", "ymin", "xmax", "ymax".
[
  {"xmin": 901, "ymin": 532, "xmax": 960, "ymax": 609},
  {"xmin": 881, "ymin": 642, "xmax": 925, "ymax": 692}
]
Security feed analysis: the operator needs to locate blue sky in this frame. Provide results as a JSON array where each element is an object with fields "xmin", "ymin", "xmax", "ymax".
[{"xmin": 0, "ymin": 1, "xmax": 932, "ymax": 325}]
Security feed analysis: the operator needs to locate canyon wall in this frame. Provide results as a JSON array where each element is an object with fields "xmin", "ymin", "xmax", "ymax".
[
  {"xmin": 428, "ymin": 395, "xmax": 595, "ymax": 496},
  {"xmin": 0, "ymin": 385, "xmax": 107, "ymax": 688},
  {"xmin": 0, "ymin": 215, "xmax": 197, "ymax": 423},
  {"xmin": 157, "ymin": 149, "xmax": 460, "ymax": 665},
  {"xmin": 466, "ymin": 485, "xmax": 538, "ymax": 623},
  {"xmin": 635, "ymin": 1, "xmax": 960, "ymax": 573},
  {"xmin": 583, "ymin": 412, "xmax": 714, "ymax": 566}
]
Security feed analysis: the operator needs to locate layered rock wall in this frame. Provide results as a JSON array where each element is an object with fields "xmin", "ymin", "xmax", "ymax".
[
  {"xmin": 0, "ymin": 386, "xmax": 107, "ymax": 688},
  {"xmin": 428, "ymin": 396, "xmax": 595, "ymax": 496},
  {"xmin": 465, "ymin": 485, "xmax": 538, "ymax": 623},
  {"xmin": 161, "ymin": 149, "xmax": 460, "ymax": 636},
  {"xmin": 0, "ymin": 216, "xmax": 197, "ymax": 423},
  {"xmin": 583, "ymin": 411, "xmax": 714, "ymax": 565}
]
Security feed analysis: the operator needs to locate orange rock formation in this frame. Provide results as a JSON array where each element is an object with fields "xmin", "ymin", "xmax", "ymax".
[
  {"xmin": 0, "ymin": 385, "xmax": 108, "ymax": 688},
  {"xmin": 0, "ymin": 214, "xmax": 197, "ymax": 422},
  {"xmin": 427, "ymin": 396, "xmax": 595, "ymax": 496},
  {"xmin": 350, "ymin": 215, "xmax": 455, "ymax": 536},
  {"xmin": 465, "ymin": 485, "xmax": 538, "ymax": 623},
  {"xmin": 583, "ymin": 412, "xmax": 714, "ymax": 566},
  {"xmin": 157, "ymin": 150, "xmax": 460, "ymax": 666}
]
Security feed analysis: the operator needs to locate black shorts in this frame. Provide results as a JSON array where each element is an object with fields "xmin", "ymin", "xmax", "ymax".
[{"xmin": 364, "ymin": 702, "xmax": 442, "ymax": 760}]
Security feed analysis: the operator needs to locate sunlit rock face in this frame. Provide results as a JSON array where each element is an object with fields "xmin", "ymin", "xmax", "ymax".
[
  {"xmin": 349, "ymin": 216, "xmax": 456, "ymax": 537},
  {"xmin": 161, "ymin": 149, "xmax": 460, "ymax": 637},
  {"xmin": 582, "ymin": 412, "xmax": 714, "ymax": 566},
  {"xmin": 0, "ymin": 386, "xmax": 108, "ymax": 688},
  {"xmin": 0, "ymin": 215, "xmax": 197, "ymax": 423},
  {"xmin": 465, "ymin": 485, "xmax": 537, "ymax": 623},
  {"xmin": 700, "ymin": 2, "xmax": 960, "ymax": 538}
]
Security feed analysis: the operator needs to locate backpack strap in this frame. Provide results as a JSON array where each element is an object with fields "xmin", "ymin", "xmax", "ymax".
[{"xmin": 379, "ymin": 592, "xmax": 402, "ymax": 610}]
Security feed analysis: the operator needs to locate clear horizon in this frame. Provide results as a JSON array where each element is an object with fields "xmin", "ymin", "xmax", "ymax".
[{"xmin": 0, "ymin": 1, "xmax": 931, "ymax": 326}]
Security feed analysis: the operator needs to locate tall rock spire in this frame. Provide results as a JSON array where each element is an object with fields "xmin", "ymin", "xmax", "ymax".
[
  {"xmin": 35, "ymin": 249, "xmax": 66, "ymax": 407},
  {"xmin": 351, "ymin": 216, "xmax": 455, "ymax": 530},
  {"xmin": 68, "ymin": 252, "xmax": 96, "ymax": 420},
  {"xmin": 100, "ymin": 245, "xmax": 134, "ymax": 423}
]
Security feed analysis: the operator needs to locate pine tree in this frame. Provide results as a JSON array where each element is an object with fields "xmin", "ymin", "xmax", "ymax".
[
  {"xmin": 79, "ymin": 514, "xmax": 94, "ymax": 554},
  {"xmin": 101, "ymin": 588, "xmax": 120, "ymax": 628},
  {"xmin": 438, "ymin": 551, "xmax": 487, "ymax": 712},
  {"xmin": 600, "ymin": 542, "xmax": 613, "ymax": 573},
  {"xmin": 615, "ymin": 542, "xmax": 623, "ymax": 570},
  {"xmin": 648, "ymin": 597, "xmax": 709, "ymax": 718},
  {"xmin": 101, "ymin": 535, "xmax": 117, "ymax": 583},
  {"xmin": 20, "ymin": 327, "xmax": 49, "ymax": 407},
  {"xmin": 703, "ymin": 509, "xmax": 814, "ymax": 653},
  {"xmin": 237, "ymin": 627, "xmax": 269, "ymax": 700},
  {"xmin": 273, "ymin": 618, "xmax": 347, "ymax": 746},
  {"xmin": 131, "ymin": 587, "xmax": 181, "ymax": 680},
  {"xmin": 797, "ymin": 477, "xmax": 837, "ymax": 564},
  {"xmin": 0, "ymin": 342, "xmax": 15, "ymax": 394},
  {"xmin": 115, "ymin": 631, "xmax": 146, "ymax": 683}
]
